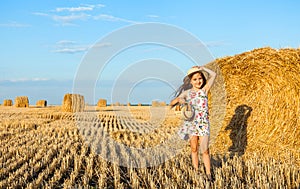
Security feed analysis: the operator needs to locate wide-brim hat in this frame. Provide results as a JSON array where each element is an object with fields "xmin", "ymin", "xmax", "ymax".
[{"xmin": 186, "ymin": 67, "xmax": 202, "ymax": 77}]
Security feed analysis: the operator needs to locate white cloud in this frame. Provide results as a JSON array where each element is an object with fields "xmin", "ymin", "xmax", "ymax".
[
  {"xmin": 147, "ymin": 15, "xmax": 159, "ymax": 18},
  {"xmin": 53, "ymin": 47, "xmax": 88, "ymax": 54},
  {"xmin": 7, "ymin": 78, "xmax": 50, "ymax": 82},
  {"xmin": 52, "ymin": 13, "xmax": 90, "ymax": 24},
  {"xmin": 94, "ymin": 14, "xmax": 139, "ymax": 24},
  {"xmin": 33, "ymin": 11, "xmax": 90, "ymax": 26},
  {"xmin": 56, "ymin": 40, "xmax": 76, "ymax": 45},
  {"xmin": 53, "ymin": 40, "xmax": 112, "ymax": 54},
  {"xmin": 54, "ymin": 4, "xmax": 105, "ymax": 12},
  {"xmin": 53, "ymin": 40, "xmax": 87, "ymax": 54},
  {"xmin": 33, "ymin": 3, "xmax": 140, "ymax": 26},
  {"xmin": 55, "ymin": 6, "xmax": 93, "ymax": 12},
  {"xmin": 0, "ymin": 21, "xmax": 30, "ymax": 28}
]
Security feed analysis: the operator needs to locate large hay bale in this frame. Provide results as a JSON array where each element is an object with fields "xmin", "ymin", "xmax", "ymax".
[
  {"xmin": 62, "ymin": 93, "xmax": 85, "ymax": 112},
  {"xmin": 36, "ymin": 100, "xmax": 47, "ymax": 107},
  {"xmin": 3, "ymin": 99, "xmax": 13, "ymax": 106},
  {"xmin": 15, "ymin": 96, "xmax": 29, "ymax": 107},
  {"xmin": 97, "ymin": 99, "xmax": 107, "ymax": 107},
  {"xmin": 211, "ymin": 47, "xmax": 300, "ymax": 160}
]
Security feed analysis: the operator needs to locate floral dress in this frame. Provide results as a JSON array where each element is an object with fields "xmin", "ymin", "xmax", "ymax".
[{"xmin": 178, "ymin": 89, "xmax": 210, "ymax": 140}]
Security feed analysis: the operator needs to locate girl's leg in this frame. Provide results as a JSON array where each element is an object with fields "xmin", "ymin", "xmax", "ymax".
[
  {"xmin": 199, "ymin": 136, "xmax": 211, "ymax": 175},
  {"xmin": 190, "ymin": 136, "xmax": 199, "ymax": 170}
]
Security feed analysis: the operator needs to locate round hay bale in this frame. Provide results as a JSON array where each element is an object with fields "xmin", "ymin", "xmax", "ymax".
[
  {"xmin": 211, "ymin": 47, "xmax": 300, "ymax": 160},
  {"xmin": 62, "ymin": 93, "xmax": 85, "ymax": 112},
  {"xmin": 127, "ymin": 102, "xmax": 131, "ymax": 106},
  {"xmin": 152, "ymin": 101, "xmax": 159, "ymax": 107},
  {"xmin": 36, "ymin": 100, "xmax": 47, "ymax": 107},
  {"xmin": 152, "ymin": 101, "xmax": 166, "ymax": 107},
  {"xmin": 159, "ymin": 101, "xmax": 167, "ymax": 106},
  {"xmin": 97, "ymin": 99, "xmax": 107, "ymax": 107},
  {"xmin": 15, "ymin": 96, "xmax": 29, "ymax": 107},
  {"xmin": 3, "ymin": 99, "xmax": 13, "ymax": 106},
  {"xmin": 138, "ymin": 103, "xmax": 142, "ymax": 106}
]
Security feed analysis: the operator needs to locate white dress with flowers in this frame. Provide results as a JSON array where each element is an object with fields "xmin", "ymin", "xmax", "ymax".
[{"xmin": 178, "ymin": 89, "xmax": 210, "ymax": 140}]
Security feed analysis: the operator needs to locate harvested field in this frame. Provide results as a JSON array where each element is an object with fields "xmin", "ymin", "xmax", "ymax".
[{"xmin": 0, "ymin": 47, "xmax": 299, "ymax": 188}]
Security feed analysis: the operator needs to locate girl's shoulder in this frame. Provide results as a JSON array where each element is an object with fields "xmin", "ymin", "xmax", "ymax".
[{"xmin": 179, "ymin": 89, "xmax": 190, "ymax": 98}]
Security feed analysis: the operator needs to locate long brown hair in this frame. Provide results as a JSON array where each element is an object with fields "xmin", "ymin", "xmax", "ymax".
[{"xmin": 173, "ymin": 71, "xmax": 207, "ymax": 99}]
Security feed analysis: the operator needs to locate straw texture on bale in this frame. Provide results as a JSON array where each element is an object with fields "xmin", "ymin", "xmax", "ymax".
[
  {"xmin": 36, "ymin": 100, "xmax": 47, "ymax": 107},
  {"xmin": 15, "ymin": 96, "xmax": 29, "ymax": 108},
  {"xmin": 97, "ymin": 99, "xmax": 107, "ymax": 107},
  {"xmin": 62, "ymin": 93, "xmax": 85, "ymax": 112},
  {"xmin": 3, "ymin": 99, "xmax": 13, "ymax": 106},
  {"xmin": 210, "ymin": 47, "xmax": 300, "ymax": 160}
]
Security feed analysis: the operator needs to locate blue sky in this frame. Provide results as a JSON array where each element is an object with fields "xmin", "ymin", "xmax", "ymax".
[{"xmin": 1, "ymin": 0, "xmax": 299, "ymax": 105}]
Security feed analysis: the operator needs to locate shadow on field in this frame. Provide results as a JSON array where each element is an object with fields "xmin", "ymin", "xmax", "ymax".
[
  {"xmin": 225, "ymin": 104, "xmax": 252, "ymax": 157},
  {"xmin": 210, "ymin": 105, "xmax": 253, "ymax": 182}
]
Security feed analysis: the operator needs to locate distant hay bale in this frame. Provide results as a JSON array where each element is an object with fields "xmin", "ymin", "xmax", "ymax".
[
  {"xmin": 127, "ymin": 103, "xmax": 131, "ymax": 106},
  {"xmin": 115, "ymin": 102, "xmax": 121, "ymax": 106},
  {"xmin": 160, "ymin": 101, "xmax": 167, "ymax": 106},
  {"xmin": 15, "ymin": 96, "xmax": 29, "ymax": 107},
  {"xmin": 3, "ymin": 99, "xmax": 13, "ymax": 106},
  {"xmin": 97, "ymin": 99, "xmax": 107, "ymax": 107},
  {"xmin": 152, "ymin": 101, "xmax": 159, "ymax": 107},
  {"xmin": 36, "ymin": 100, "xmax": 47, "ymax": 107},
  {"xmin": 62, "ymin": 93, "xmax": 85, "ymax": 112},
  {"xmin": 138, "ymin": 103, "xmax": 142, "ymax": 106},
  {"xmin": 211, "ymin": 47, "xmax": 300, "ymax": 160},
  {"xmin": 152, "ymin": 101, "xmax": 166, "ymax": 107}
]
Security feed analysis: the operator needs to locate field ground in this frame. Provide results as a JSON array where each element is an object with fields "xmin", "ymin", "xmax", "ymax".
[{"xmin": 0, "ymin": 106, "xmax": 299, "ymax": 188}]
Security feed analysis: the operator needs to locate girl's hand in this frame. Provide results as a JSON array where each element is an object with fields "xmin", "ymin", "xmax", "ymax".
[
  {"xmin": 178, "ymin": 97, "xmax": 185, "ymax": 104},
  {"xmin": 192, "ymin": 66, "xmax": 203, "ymax": 70}
]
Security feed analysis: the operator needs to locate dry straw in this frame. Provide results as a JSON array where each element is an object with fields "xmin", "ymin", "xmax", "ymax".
[
  {"xmin": 210, "ymin": 47, "xmax": 300, "ymax": 162},
  {"xmin": 152, "ymin": 101, "xmax": 167, "ymax": 107},
  {"xmin": 62, "ymin": 93, "xmax": 85, "ymax": 112},
  {"xmin": 97, "ymin": 99, "xmax": 107, "ymax": 107},
  {"xmin": 14, "ymin": 96, "xmax": 29, "ymax": 107},
  {"xmin": 36, "ymin": 100, "xmax": 47, "ymax": 107},
  {"xmin": 3, "ymin": 99, "xmax": 13, "ymax": 106}
]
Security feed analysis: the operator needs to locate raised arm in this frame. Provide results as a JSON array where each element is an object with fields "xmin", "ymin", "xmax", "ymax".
[{"xmin": 200, "ymin": 66, "xmax": 216, "ymax": 93}]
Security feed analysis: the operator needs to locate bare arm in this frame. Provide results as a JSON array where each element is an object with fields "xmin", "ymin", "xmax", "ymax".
[
  {"xmin": 200, "ymin": 66, "xmax": 216, "ymax": 93},
  {"xmin": 170, "ymin": 97, "xmax": 180, "ymax": 107},
  {"xmin": 169, "ymin": 90, "xmax": 187, "ymax": 108}
]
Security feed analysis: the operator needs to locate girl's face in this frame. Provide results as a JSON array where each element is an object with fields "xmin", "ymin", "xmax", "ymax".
[{"xmin": 190, "ymin": 72, "xmax": 203, "ymax": 90}]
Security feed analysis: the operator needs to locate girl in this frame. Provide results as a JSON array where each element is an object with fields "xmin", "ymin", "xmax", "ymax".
[{"xmin": 170, "ymin": 66, "xmax": 216, "ymax": 180}]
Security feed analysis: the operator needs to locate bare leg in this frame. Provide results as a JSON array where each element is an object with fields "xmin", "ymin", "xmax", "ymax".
[
  {"xmin": 199, "ymin": 136, "xmax": 211, "ymax": 175},
  {"xmin": 202, "ymin": 149, "xmax": 211, "ymax": 175},
  {"xmin": 190, "ymin": 136, "xmax": 199, "ymax": 171}
]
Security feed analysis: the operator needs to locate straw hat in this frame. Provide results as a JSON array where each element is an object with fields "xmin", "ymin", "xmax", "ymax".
[{"xmin": 186, "ymin": 66, "xmax": 202, "ymax": 77}]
